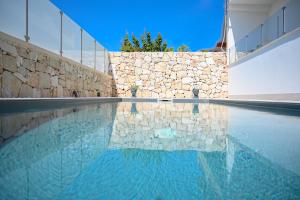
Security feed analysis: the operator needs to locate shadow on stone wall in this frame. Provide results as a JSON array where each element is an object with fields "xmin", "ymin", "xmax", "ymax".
[{"xmin": 108, "ymin": 54, "xmax": 118, "ymax": 97}]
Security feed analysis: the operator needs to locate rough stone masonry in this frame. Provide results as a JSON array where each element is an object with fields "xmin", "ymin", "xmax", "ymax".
[
  {"xmin": 0, "ymin": 32, "xmax": 228, "ymax": 99},
  {"xmin": 110, "ymin": 52, "xmax": 228, "ymax": 98},
  {"xmin": 0, "ymin": 32, "xmax": 113, "ymax": 98}
]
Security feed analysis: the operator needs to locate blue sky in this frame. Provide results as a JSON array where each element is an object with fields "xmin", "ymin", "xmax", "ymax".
[{"xmin": 51, "ymin": 0, "xmax": 225, "ymax": 51}]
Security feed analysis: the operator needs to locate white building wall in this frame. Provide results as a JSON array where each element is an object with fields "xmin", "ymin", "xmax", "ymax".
[
  {"xmin": 228, "ymin": 11, "xmax": 267, "ymax": 46},
  {"xmin": 226, "ymin": 0, "xmax": 292, "ymax": 64},
  {"xmin": 227, "ymin": 0, "xmax": 300, "ymax": 100},
  {"xmin": 229, "ymin": 30, "xmax": 300, "ymax": 100},
  {"xmin": 227, "ymin": 10, "xmax": 267, "ymax": 63}
]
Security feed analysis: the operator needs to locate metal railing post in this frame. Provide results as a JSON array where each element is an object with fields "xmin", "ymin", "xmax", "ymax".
[
  {"xmin": 80, "ymin": 28, "xmax": 83, "ymax": 64},
  {"xmin": 245, "ymin": 35, "xmax": 248, "ymax": 52},
  {"xmin": 282, "ymin": 6, "xmax": 286, "ymax": 34},
  {"xmin": 260, "ymin": 24, "xmax": 263, "ymax": 46},
  {"xmin": 277, "ymin": 16, "xmax": 280, "ymax": 38},
  {"xmin": 24, "ymin": 0, "xmax": 30, "ymax": 42},
  {"xmin": 60, "ymin": 11, "xmax": 63, "ymax": 56}
]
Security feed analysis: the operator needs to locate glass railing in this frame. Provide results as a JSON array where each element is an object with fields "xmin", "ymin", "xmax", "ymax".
[
  {"xmin": 229, "ymin": 0, "xmax": 300, "ymax": 64},
  {"xmin": 0, "ymin": 0, "xmax": 109, "ymax": 73}
]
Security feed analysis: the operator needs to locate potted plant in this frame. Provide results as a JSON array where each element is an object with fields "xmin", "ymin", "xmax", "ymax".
[
  {"xmin": 192, "ymin": 88, "xmax": 199, "ymax": 98},
  {"xmin": 96, "ymin": 90, "xmax": 101, "ymax": 97},
  {"xmin": 130, "ymin": 84, "xmax": 139, "ymax": 97}
]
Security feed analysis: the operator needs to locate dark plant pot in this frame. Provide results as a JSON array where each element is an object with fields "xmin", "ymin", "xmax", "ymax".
[
  {"xmin": 192, "ymin": 88, "xmax": 199, "ymax": 98},
  {"xmin": 97, "ymin": 91, "xmax": 101, "ymax": 97},
  {"xmin": 72, "ymin": 90, "xmax": 78, "ymax": 97},
  {"xmin": 131, "ymin": 89, "xmax": 137, "ymax": 97}
]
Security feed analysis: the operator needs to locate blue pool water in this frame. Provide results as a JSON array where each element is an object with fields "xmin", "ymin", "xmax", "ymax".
[{"xmin": 0, "ymin": 102, "xmax": 300, "ymax": 199}]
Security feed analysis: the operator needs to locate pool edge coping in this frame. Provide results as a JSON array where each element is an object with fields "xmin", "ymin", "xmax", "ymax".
[{"xmin": 0, "ymin": 97, "xmax": 300, "ymax": 111}]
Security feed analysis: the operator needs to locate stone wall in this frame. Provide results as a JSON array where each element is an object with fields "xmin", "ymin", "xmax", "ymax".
[
  {"xmin": 110, "ymin": 52, "xmax": 228, "ymax": 98},
  {"xmin": 0, "ymin": 32, "xmax": 113, "ymax": 98}
]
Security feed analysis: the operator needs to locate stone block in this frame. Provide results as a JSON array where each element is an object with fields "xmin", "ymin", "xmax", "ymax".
[
  {"xmin": 134, "ymin": 59, "xmax": 142, "ymax": 67},
  {"xmin": 2, "ymin": 71, "xmax": 22, "ymax": 97},
  {"xmin": 170, "ymin": 72, "xmax": 176, "ymax": 80},
  {"xmin": 140, "ymin": 75, "xmax": 148, "ymax": 80},
  {"xmin": 177, "ymin": 71, "xmax": 187, "ymax": 78},
  {"xmin": 182, "ymin": 77, "xmax": 193, "ymax": 84},
  {"xmin": 0, "ymin": 74, "xmax": 1, "ymax": 96},
  {"xmin": 51, "ymin": 88, "xmax": 57, "ymax": 97},
  {"xmin": 23, "ymin": 58, "xmax": 36, "ymax": 72},
  {"xmin": 33, "ymin": 88, "xmax": 41, "ymax": 98},
  {"xmin": 135, "ymin": 67, "xmax": 142, "ymax": 75},
  {"xmin": 16, "ymin": 56, "xmax": 23, "ymax": 67},
  {"xmin": 221, "ymin": 73, "xmax": 228, "ymax": 82},
  {"xmin": 58, "ymin": 78, "xmax": 65, "ymax": 87},
  {"xmin": 35, "ymin": 62, "xmax": 48, "ymax": 72},
  {"xmin": 57, "ymin": 85, "xmax": 63, "ymax": 97},
  {"xmin": 206, "ymin": 57, "xmax": 215, "ymax": 65},
  {"xmin": 19, "ymin": 84, "xmax": 33, "ymax": 97},
  {"xmin": 144, "ymin": 56, "xmax": 151, "ymax": 63},
  {"xmin": 39, "ymin": 72, "xmax": 50, "ymax": 89},
  {"xmin": 18, "ymin": 65, "xmax": 29, "ymax": 77},
  {"xmin": 222, "ymin": 84, "xmax": 228, "ymax": 92},
  {"xmin": 41, "ymin": 89, "xmax": 50, "ymax": 97},
  {"xmin": 49, "ymin": 58, "xmax": 60, "ymax": 70},
  {"xmin": 51, "ymin": 76, "xmax": 58, "ymax": 87},
  {"xmin": 13, "ymin": 72, "xmax": 27, "ymax": 83},
  {"xmin": 29, "ymin": 51, "xmax": 38, "ymax": 62},
  {"xmin": 27, "ymin": 73, "xmax": 39, "ymax": 88},
  {"xmin": 0, "ymin": 40, "xmax": 18, "ymax": 56},
  {"xmin": 201, "ymin": 84, "xmax": 209, "ymax": 91},
  {"xmin": 198, "ymin": 62, "xmax": 207, "ymax": 68},
  {"xmin": 0, "ymin": 53, "xmax": 3, "ymax": 74},
  {"xmin": 142, "ymin": 69, "xmax": 150, "ymax": 75},
  {"xmin": 15, "ymin": 46, "xmax": 28, "ymax": 59},
  {"xmin": 182, "ymin": 84, "xmax": 191, "ymax": 91},
  {"xmin": 154, "ymin": 62, "xmax": 166, "ymax": 72},
  {"xmin": 63, "ymin": 89, "xmax": 70, "ymax": 96},
  {"xmin": 3, "ymin": 54, "xmax": 17, "ymax": 72}
]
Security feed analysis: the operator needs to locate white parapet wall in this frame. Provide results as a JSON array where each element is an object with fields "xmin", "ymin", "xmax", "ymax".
[{"xmin": 229, "ymin": 29, "xmax": 300, "ymax": 101}]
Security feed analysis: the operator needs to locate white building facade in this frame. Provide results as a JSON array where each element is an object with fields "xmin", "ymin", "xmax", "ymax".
[{"xmin": 227, "ymin": 0, "xmax": 300, "ymax": 100}]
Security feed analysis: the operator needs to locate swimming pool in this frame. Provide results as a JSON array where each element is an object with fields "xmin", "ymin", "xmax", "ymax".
[{"xmin": 0, "ymin": 101, "xmax": 300, "ymax": 199}]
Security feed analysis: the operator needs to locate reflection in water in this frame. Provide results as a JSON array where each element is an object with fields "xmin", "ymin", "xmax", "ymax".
[
  {"xmin": 0, "ymin": 102, "xmax": 299, "ymax": 200},
  {"xmin": 130, "ymin": 102, "xmax": 138, "ymax": 115},
  {"xmin": 110, "ymin": 103, "xmax": 228, "ymax": 151},
  {"xmin": 192, "ymin": 103, "xmax": 199, "ymax": 114},
  {"xmin": 0, "ymin": 103, "xmax": 115, "ymax": 200}
]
